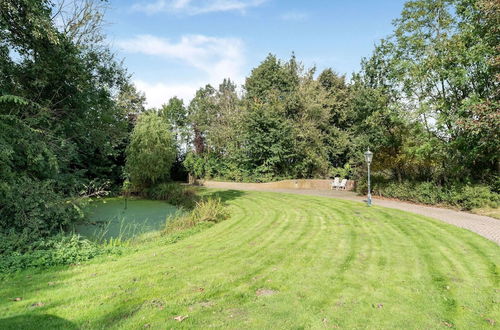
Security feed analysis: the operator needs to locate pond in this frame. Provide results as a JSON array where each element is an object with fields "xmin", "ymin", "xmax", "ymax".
[{"xmin": 73, "ymin": 198, "xmax": 179, "ymax": 241}]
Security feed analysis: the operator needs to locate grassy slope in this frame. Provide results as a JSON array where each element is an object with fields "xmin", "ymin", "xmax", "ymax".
[{"xmin": 0, "ymin": 190, "xmax": 498, "ymax": 329}]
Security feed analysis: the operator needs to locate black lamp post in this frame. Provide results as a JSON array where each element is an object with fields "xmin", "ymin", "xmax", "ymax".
[{"xmin": 364, "ymin": 148, "xmax": 373, "ymax": 206}]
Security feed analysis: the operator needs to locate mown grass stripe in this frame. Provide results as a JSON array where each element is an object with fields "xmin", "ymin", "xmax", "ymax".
[{"xmin": 0, "ymin": 190, "xmax": 498, "ymax": 329}]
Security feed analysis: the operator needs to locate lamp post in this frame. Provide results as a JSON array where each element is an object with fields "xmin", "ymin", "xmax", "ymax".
[{"xmin": 364, "ymin": 148, "xmax": 373, "ymax": 206}]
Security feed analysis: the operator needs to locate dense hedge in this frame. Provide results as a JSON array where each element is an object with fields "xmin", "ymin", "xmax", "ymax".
[{"xmin": 356, "ymin": 178, "xmax": 499, "ymax": 210}]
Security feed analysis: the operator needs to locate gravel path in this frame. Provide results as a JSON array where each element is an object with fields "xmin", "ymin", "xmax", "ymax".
[{"xmin": 202, "ymin": 181, "xmax": 500, "ymax": 245}]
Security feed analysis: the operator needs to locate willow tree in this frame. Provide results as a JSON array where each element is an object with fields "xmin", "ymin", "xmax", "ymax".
[{"xmin": 125, "ymin": 113, "xmax": 176, "ymax": 187}]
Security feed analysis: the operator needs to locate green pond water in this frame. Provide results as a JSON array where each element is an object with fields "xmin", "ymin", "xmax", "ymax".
[{"xmin": 73, "ymin": 198, "xmax": 179, "ymax": 241}]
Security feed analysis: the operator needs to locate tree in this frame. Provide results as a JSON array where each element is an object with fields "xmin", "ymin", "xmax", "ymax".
[
  {"xmin": 350, "ymin": 0, "xmax": 499, "ymax": 184},
  {"xmin": 0, "ymin": 0, "xmax": 137, "ymax": 240},
  {"xmin": 125, "ymin": 113, "xmax": 176, "ymax": 187},
  {"xmin": 238, "ymin": 103, "xmax": 296, "ymax": 180},
  {"xmin": 244, "ymin": 54, "xmax": 299, "ymax": 103},
  {"xmin": 187, "ymin": 85, "xmax": 215, "ymax": 154},
  {"xmin": 159, "ymin": 96, "xmax": 188, "ymax": 147}
]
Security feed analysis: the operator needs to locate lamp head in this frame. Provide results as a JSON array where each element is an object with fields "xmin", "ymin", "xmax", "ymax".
[{"xmin": 364, "ymin": 148, "xmax": 373, "ymax": 164}]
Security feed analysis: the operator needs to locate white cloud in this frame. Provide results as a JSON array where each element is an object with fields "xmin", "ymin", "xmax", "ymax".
[
  {"xmin": 118, "ymin": 34, "xmax": 245, "ymax": 83},
  {"xmin": 134, "ymin": 80, "xmax": 199, "ymax": 107},
  {"xmin": 132, "ymin": 0, "xmax": 267, "ymax": 15},
  {"xmin": 280, "ymin": 11, "xmax": 309, "ymax": 22},
  {"xmin": 117, "ymin": 34, "xmax": 246, "ymax": 107}
]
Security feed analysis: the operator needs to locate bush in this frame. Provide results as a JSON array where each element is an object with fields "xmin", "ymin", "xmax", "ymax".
[
  {"xmin": 449, "ymin": 185, "xmax": 500, "ymax": 210},
  {"xmin": 164, "ymin": 198, "xmax": 229, "ymax": 234},
  {"xmin": 0, "ymin": 177, "xmax": 84, "ymax": 242},
  {"xmin": 145, "ymin": 182, "xmax": 198, "ymax": 209},
  {"xmin": 0, "ymin": 233, "xmax": 121, "ymax": 274},
  {"xmin": 356, "ymin": 179, "xmax": 500, "ymax": 210},
  {"xmin": 330, "ymin": 164, "xmax": 353, "ymax": 179}
]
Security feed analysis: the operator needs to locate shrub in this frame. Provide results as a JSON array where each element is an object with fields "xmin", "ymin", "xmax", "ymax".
[
  {"xmin": 356, "ymin": 179, "xmax": 500, "ymax": 210},
  {"xmin": 448, "ymin": 185, "xmax": 500, "ymax": 210},
  {"xmin": 164, "ymin": 198, "xmax": 229, "ymax": 234},
  {"xmin": 0, "ymin": 233, "xmax": 121, "ymax": 274},
  {"xmin": 0, "ymin": 177, "xmax": 84, "ymax": 242},
  {"xmin": 330, "ymin": 164, "xmax": 353, "ymax": 179},
  {"xmin": 145, "ymin": 182, "xmax": 198, "ymax": 209}
]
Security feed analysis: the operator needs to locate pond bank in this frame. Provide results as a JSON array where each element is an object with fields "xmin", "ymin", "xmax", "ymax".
[{"xmin": 73, "ymin": 198, "xmax": 179, "ymax": 241}]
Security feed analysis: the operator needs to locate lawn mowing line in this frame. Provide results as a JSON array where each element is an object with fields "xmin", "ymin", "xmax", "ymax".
[
  {"xmin": 197, "ymin": 193, "xmax": 301, "ymax": 261},
  {"xmin": 301, "ymin": 200, "xmax": 361, "ymax": 302},
  {"xmin": 414, "ymin": 215, "xmax": 499, "ymax": 287},
  {"xmin": 287, "ymin": 199, "xmax": 367, "ymax": 327},
  {"xmin": 269, "ymin": 198, "xmax": 355, "ymax": 313},
  {"xmin": 216, "ymin": 195, "xmax": 309, "ymax": 271},
  {"xmin": 326, "ymin": 204, "xmax": 410, "ymax": 321},
  {"xmin": 265, "ymin": 196, "xmax": 327, "ymax": 269},
  {"xmin": 404, "ymin": 215, "xmax": 500, "ymax": 324},
  {"xmin": 316, "ymin": 199, "xmax": 378, "ymax": 282},
  {"xmin": 193, "ymin": 204, "xmax": 318, "ymax": 312},
  {"xmin": 2, "ymin": 192, "xmax": 498, "ymax": 329},
  {"xmin": 330, "ymin": 204, "xmax": 494, "ymax": 328},
  {"xmin": 381, "ymin": 207, "xmax": 496, "ymax": 298},
  {"xmin": 337, "ymin": 202, "xmax": 381, "ymax": 276},
  {"xmin": 160, "ymin": 193, "xmax": 299, "ymax": 296},
  {"xmin": 181, "ymin": 193, "xmax": 266, "ymax": 247},
  {"xmin": 191, "ymin": 195, "xmax": 324, "ymax": 309},
  {"xmin": 204, "ymin": 193, "xmax": 261, "ymax": 239},
  {"xmin": 370, "ymin": 219, "xmax": 455, "ymax": 326},
  {"xmin": 158, "ymin": 193, "xmax": 279, "ymax": 260},
  {"xmin": 122, "ymin": 193, "xmax": 284, "ymax": 278},
  {"xmin": 379, "ymin": 209, "xmax": 460, "ymax": 325},
  {"xmin": 287, "ymin": 197, "xmax": 347, "ymax": 260}
]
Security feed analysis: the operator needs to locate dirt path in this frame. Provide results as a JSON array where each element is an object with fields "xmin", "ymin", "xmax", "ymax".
[{"xmin": 202, "ymin": 181, "xmax": 500, "ymax": 245}]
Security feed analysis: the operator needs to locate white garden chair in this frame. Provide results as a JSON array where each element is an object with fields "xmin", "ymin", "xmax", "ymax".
[
  {"xmin": 331, "ymin": 177, "xmax": 340, "ymax": 190},
  {"xmin": 338, "ymin": 179, "xmax": 348, "ymax": 190}
]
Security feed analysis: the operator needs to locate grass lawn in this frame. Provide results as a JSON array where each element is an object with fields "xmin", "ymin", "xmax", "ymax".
[
  {"xmin": 74, "ymin": 198, "xmax": 179, "ymax": 241},
  {"xmin": 0, "ymin": 190, "xmax": 498, "ymax": 329}
]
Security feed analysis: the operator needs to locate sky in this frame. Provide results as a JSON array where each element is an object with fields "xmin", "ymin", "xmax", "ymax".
[{"xmin": 105, "ymin": 0, "xmax": 407, "ymax": 107}]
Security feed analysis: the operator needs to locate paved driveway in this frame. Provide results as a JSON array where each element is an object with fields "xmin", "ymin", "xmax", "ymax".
[{"xmin": 202, "ymin": 181, "xmax": 500, "ymax": 245}]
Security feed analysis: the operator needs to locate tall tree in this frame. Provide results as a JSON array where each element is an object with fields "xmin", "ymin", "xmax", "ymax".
[{"xmin": 125, "ymin": 113, "xmax": 176, "ymax": 187}]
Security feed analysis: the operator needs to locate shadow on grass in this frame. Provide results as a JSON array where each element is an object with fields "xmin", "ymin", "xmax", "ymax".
[
  {"xmin": 203, "ymin": 189, "xmax": 247, "ymax": 205},
  {"xmin": 0, "ymin": 314, "xmax": 77, "ymax": 330}
]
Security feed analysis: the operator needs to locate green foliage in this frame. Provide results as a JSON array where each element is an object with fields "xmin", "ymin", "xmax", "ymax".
[
  {"xmin": 164, "ymin": 198, "xmax": 229, "ymax": 234},
  {"xmin": 238, "ymin": 103, "xmax": 296, "ymax": 179},
  {"xmin": 352, "ymin": 0, "xmax": 500, "ymax": 184},
  {"xmin": 244, "ymin": 54, "xmax": 300, "ymax": 102},
  {"xmin": 181, "ymin": 55, "xmax": 349, "ymax": 182},
  {"xmin": 0, "ymin": 233, "xmax": 121, "ymax": 274},
  {"xmin": 0, "ymin": 177, "xmax": 83, "ymax": 240},
  {"xmin": 0, "ymin": 94, "xmax": 29, "ymax": 105},
  {"xmin": 357, "ymin": 179, "xmax": 500, "ymax": 210},
  {"xmin": 183, "ymin": 152, "xmax": 203, "ymax": 178},
  {"xmin": 145, "ymin": 183, "xmax": 197, "ymax": 209},
  {"xmin": 0, "ymin": 0, "xmax": 139, "ymax": 242},
  {"xmin": 330, "ymin": 164, "xmax": 353, "ymax": 179},
  {"xmin": 125, "ymin": 113, "xmax": 177, "ymax": 187},
  {"xmin": 448, "ymin": 185, "xmax": 500, "ymax": 210}
]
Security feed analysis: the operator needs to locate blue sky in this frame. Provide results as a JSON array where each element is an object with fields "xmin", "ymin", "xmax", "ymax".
[{"xmin": 106, "ymin": 0, "xmax": 407, "ymax": 107}]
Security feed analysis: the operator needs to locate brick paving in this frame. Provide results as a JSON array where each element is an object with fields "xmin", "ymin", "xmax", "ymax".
[{"xmin": 202, "ymin": 181, "xmax": 500, "ymax": 245}]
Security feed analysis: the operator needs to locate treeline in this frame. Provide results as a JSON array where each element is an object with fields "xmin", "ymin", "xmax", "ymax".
[
  {"xmin": 159, "ymin": 59, "xmax": 354, "ymax": 182},
  {"xmin": 1, "ymin": 0, "xmax": 499, "ymax": 245},
  {"xmin": 0, "ymin": 0, "xmax": 145, "ymax": 244},
  {"xmin": 154, "ymin": 0, "xmax": 498, "ymax": 192}
]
